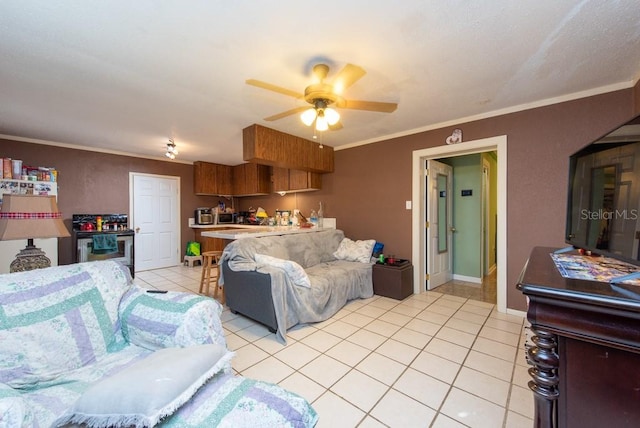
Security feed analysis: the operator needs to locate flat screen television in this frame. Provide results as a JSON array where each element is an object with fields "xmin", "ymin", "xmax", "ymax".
[{"xmin": 566, "ymin": 114, "xmax": 640, "ymax": 265}]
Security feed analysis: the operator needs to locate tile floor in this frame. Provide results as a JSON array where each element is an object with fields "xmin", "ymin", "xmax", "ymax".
[
  {"xmin": 134, "ymin": 265, "xmax": 533, "ymax": 428},
  {"xmin": 435, "ymin": 271, "xmax": 497, "ymax": 304}
]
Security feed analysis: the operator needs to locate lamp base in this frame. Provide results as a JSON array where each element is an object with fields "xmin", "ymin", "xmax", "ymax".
[{"xmin": 10, "ymin": 240, "xmax": 52, "ymax": 273}]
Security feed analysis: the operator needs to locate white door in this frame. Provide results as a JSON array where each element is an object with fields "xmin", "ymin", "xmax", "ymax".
[
  {"xmin": 131, "ymin": 173, "xmax": 180, "ymax": 271},
  {"xmin": 426, "ymin": 160, "xmax": 453, "ymax": 289}
]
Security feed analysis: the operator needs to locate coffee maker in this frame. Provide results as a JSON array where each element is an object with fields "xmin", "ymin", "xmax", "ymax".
[{"xmin": 195, "ymin": 207, "xmax": 214, "ymax": 225}]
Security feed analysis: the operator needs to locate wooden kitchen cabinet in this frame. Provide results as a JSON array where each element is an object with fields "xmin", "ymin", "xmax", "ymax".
[
  {"xmin": 193, "ymin": 161, "xmax": 232, "ymax": 195},
  {"xmin": 216, "ymin": 164, "xmax": 233, "ymax": 195},
  {"xmin": 271, "ymin": 167, "xmax": 321, "ymax": 193},
  {"xmin": 243, "ymin": 124, "xmax": 334, "ymax": 173},
  {"xmin": 289, "ymin": 169, "xmax": 321, "ymax": 191},
  {"xmin": 232, "ymin": 163, "xmax": 270, "ymax": 196},
  {"xmin": 272, "ymin": 167, "xmax": 289, "ymax": 193}
]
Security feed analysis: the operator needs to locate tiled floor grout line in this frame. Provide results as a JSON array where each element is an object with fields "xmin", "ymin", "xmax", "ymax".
[
  {"xmin": 424, "ymin": 301, "xmax": 492, "ymax": 427},
  {"xmin": 502, "ymin": 325, "xmax": 530, "ymax": 428},
  {"xmin": 351, "ymin": 295, "xmax": 452, "ymax": 427}
]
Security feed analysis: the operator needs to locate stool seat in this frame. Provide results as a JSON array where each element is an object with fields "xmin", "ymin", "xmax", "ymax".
[
  {"xmin": 199, "ymin": 251, "xmax": 224, "ymax": 303},
  {"xmin": 183, "ymin": 255, "xmax": 202, "ymax": 267}
]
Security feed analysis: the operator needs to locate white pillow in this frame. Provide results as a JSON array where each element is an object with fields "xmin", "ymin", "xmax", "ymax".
[
  {"xmin": 53, "ymin": 344, "xmax": 233, "ymax": 428},
  {"xmin": 255, "ymin": 253, "xmax": 311, "ymax": 288},
  {"xmin": 333, "ymin": 238, "xmax": 376, "ymax": 263}
]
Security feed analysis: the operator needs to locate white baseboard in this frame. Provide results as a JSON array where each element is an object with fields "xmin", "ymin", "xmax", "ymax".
[{"xmin": 452, "ymin": 274, "xmax": 482, "ymax": 284}]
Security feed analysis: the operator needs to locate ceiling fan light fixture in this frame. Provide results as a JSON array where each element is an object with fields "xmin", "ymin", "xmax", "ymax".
[
  {"xmin": 324, "ymin": 107, "xmax": 340, "ymax": 126},
  {"xmin": 315, "ymin": 112, "xmax": 329, "ymax": 131},
  {"xmin": 300, "ymin": 108, "xmax": 317, "ymax": 126}
]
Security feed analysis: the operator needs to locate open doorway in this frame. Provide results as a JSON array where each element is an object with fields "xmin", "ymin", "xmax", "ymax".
[
  {"xmin": 428, "ymin": 152, "xmax": 497, "ymax": 303},
  {"xmin": 412, "ymin": 135, "xmax": 507, "ymax": 313}
]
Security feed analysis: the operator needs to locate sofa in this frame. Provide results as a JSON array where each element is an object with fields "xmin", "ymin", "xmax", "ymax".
[
  {"xmin": 0, "ymin": 260, "xmax": 317, "ymax": 427},
  {"xmin": 220, "ymin": 229, "xmax": 375, "ymax": 344}
]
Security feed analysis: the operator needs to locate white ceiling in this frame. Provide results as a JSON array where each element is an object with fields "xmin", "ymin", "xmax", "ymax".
[{"xmin": 1, "ymin": 1, "xmax": 640, "ymax": 165}]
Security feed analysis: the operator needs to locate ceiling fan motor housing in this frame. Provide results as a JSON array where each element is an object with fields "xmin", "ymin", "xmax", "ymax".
[{"xmin": 304, "ymin": 84, "xmax": 342, "ymax": 107}]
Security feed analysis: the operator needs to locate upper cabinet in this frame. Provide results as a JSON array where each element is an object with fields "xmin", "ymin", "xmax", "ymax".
[
  {"xmin": 243, "ymin": 124, "xmax": 334, "ymax": 173},
  {"xmin": 194, "ymin": 161, "xmax": 233, "ymax": 195},
  {"xmin": 289, "ymin": 169, "xmax": 321, "ymax": 191},
  {"xmin": 272, "ymin": 167, "xmax": 289, "ymax": 193},
  {"xmin": 195, "ymin": 160, "xmax": 321, "ymax": 197},
  {"xmin": 272, "ymin": 167, "xmax": 321, "ymax": 193},
  {"xmin": 232, "ymin": 163, "xmax": 270, "ymax": 196}
]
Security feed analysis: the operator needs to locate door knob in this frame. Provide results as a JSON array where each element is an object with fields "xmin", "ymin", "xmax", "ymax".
[
  {"xmin": 450, "ymin": 227, "xmax": 456, "ymax": 232},
  {"xmin": 135, "ymin": 227, "xmax": 140, "ymax": 233}
]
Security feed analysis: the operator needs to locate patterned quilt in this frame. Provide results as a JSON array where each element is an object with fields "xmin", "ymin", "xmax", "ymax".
[{"xmin": 0, "ymin": 261, "xmax": 317, "ymax": 427}]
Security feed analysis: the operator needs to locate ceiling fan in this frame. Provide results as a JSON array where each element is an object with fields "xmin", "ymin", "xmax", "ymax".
[{"xmin": 246, "ymin": 63, "xmax": 398, "ymax": 131}]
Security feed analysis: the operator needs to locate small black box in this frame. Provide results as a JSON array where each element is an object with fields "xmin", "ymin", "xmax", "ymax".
[{"xmin": 373, "ymin": 262, "xmax": 413, "ymax": 300}]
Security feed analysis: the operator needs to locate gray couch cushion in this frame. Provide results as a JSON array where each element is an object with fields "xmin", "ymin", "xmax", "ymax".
[{"xmin": 281, "ymin": 229, "xmax": 345, "ymax": 267}]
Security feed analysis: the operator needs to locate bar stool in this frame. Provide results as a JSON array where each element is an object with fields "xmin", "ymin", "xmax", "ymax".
[{"xmin": 199, "ymin": 251, "xmax": 224, "ymax": 303}]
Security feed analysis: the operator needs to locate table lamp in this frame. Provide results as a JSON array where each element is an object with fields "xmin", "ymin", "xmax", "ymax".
[{"xmin": 0, "ymin": 194, "xmax": 70, "ymax": 272}]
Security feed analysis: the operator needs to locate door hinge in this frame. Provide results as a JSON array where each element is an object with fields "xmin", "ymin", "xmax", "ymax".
[
  {"xmin": 425, "ymin": 168, "xmax": 429, "ymax": 176},
  {"xmin": 425, "ymin": 221, "xmax": 429, "ymax": 228},
  {"xmin": 425, "ymin": 274, "xmax": 430, "ymax": 281}
]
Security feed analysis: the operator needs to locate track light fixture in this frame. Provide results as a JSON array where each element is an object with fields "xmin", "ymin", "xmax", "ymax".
[{"xmin": 165, "ymin": 139, "xmax": 179, "ymax": 159}]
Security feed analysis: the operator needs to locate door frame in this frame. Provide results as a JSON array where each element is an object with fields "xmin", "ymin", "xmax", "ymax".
[
  {"xmin": 482, "ymin": 156, "xmax": 491, "ymax": 276},
  {"xmin": 129, "ymin": 172, "xmax": 181, "ymax": 271},
  {"xmin": 412, "ymin": 135, "xmax": 507, "ymax": 313}
]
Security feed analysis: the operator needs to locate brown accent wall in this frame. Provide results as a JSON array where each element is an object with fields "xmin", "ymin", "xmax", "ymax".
[
  {"xmin": 634, "ymin": 78, "xmax": 640, "ymax": 114},
  {"xmin": 0, "ymin": 140, "xmax": 226, "ymax": 265},
  {"xmin": 2, "ymin": 88, "xmax": 636, "ymax": 311}
]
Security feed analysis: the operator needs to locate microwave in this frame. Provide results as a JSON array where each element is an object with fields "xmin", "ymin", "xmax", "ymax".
[{"xmin": 215, "ymin": 212, "xmax": 236, "ymax": 224}]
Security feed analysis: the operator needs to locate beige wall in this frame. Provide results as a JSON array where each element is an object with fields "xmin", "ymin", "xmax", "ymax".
[
  {"xmin": 2, "ymin": 87, "xmax": 636, "ymax": 311},
  {"xmin": 635, "ymin": 79, "xmax": 640, "ymax": 114}
]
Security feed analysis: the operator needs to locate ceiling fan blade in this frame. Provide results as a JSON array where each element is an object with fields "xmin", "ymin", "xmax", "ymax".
[
  {"xmin": 331, "ymin": 63, "xmax": 366, "ymax": 91},
  {"xmin": 329, "ymin": 121, "xmax": 343, "ymax": 131},
  {"xmin": 264, "ymin": 106, "xmax": 309, "ymax": 121},
  {"xmin": 246, "ymin": 79, "xmax": 304, "ymax": 99},
  {"xmin": 340, "ymin": 99, "xmax": 398, "ymax": 113}
]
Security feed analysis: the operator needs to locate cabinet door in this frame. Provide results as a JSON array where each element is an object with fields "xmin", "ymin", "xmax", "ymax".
[
  {"xmin": 216, "ymin": 165, "xmax": 233, "ymax": 195},
  {"xmin": 232, "ymin": 163, "xmax": 271, "ymax": 196},
  {"xmin": 232, "ymin": 164, "xmax": 247, "ymax": 195},
  {"xmin": 289, "ymin": 169, "xmax": 321, "ymax": 191},
  {"xmin": 194, "ymin": 161, "xmax": 217, "ymax": 195},
  {"xmin": 250, "ymin": 164, "xmax": 271, "ymax": 194},
  {"xmin": 272, "ymin": 167, "xmax": 289, "ymax": 193}
]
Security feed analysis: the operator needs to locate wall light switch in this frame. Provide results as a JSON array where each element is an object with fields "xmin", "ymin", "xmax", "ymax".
[{"xmin": 405, "ymin": 201, "xmax": 412, "ymax": 210}]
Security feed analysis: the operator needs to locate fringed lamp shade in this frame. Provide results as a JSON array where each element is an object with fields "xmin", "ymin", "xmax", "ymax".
[{"xmin": 0, "ymin": 194, "xmax": 70, "ymax": 272}]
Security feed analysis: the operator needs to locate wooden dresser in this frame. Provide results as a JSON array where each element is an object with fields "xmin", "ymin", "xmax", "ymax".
[{"xmin": 518, "ymin": 247, "xmax": 640, "ymax": 428}]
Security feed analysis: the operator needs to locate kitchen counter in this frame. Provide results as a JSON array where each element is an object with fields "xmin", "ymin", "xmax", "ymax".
[
  {"xmin": 201, "ymin": 226, "xmax": 322, "ymax": 240},
  {"xmin": 190, "ymin": 224, "xmax": 258, "ymax": 229}
]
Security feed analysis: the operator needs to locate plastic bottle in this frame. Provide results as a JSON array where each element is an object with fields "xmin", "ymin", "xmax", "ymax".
[
  {"xmin": 96, "ymin": 216, "xmax": 103, "ymax": 231},
  {"xmin": 318, "ymin": 202, "xmax": 324, "ymax": 229},
  {"xmin": 310, "ymin": 209, "xmax": 318, "ymax": 227}
]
